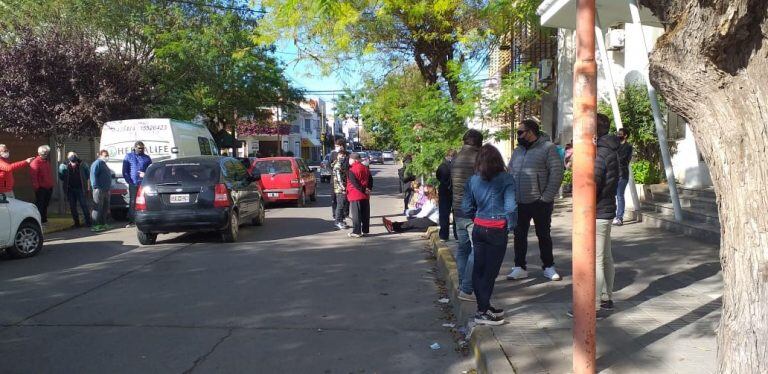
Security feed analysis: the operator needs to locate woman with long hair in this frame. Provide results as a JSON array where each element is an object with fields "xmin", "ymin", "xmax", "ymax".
[
  {"xmin": 462, "ymin": 144, "xmax": 517, "ymax": 325},
  {"xmin": 383, "ymin": 185, "xmax": 439, "ymax": 233}
]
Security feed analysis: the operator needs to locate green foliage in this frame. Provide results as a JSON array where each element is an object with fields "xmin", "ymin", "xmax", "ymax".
[
  {"xmin": 598, "ymin": 83, "xmax": 666, "ymax": 168},
  {"xmin": 490, "ymin": 64, "xmax": 545, "ymax": 116},
  {"xmin": 631, "ymin": 159, "xmax": 662, "ymax": 184},
  {"xmin": 562, "ymin": 169, "xmax": 573, "ymax": 186}
]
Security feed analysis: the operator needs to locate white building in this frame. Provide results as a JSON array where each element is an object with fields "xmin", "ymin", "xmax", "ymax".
[{"xmin": 538, "ymin": 0, "xmax": 712, "ymax": 188}]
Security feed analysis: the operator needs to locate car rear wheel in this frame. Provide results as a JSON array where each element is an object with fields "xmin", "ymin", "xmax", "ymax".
[
  {"xmin": 297, "ymin": 189, "xmax": 306, "ymax": 207},
  {"xmin": 222, "ymin": 211, "xmax": 239, "ymax": 242},
  {"xmin": 137, "ymin": 230, "xmax": 157, "ymax": 245},
  {"xmin": 252, "ymin": 201, "xmax": 266, "ymax": 226},
  {"xmin": 7, "ymin": 221, "xmax": 43, "ymax": 259}
]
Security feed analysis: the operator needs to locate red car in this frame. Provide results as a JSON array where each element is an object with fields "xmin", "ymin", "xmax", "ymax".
[{"xmin": 252, "ymin": 157, "xmax": 317, "ymax": 206}]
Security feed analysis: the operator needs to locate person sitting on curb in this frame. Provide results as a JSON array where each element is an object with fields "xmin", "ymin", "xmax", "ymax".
[{"xmin": 383, "ymin": 187, "xmax": 439, "ymax": 233}]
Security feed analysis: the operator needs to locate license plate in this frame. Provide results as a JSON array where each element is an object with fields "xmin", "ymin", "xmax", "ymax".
[
  {"xmin": 268, "ymin": 193, "xmax": 279, "ymax": 198},
  {"xmin": 169, "ymin": 194, "xmax": 190, "ymax": 203}
]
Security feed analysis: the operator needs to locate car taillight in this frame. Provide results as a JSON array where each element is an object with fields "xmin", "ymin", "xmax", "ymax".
[
  {"xmin": 290, "ymin": 178, "xmax": 300, "ymax": 187},
  {"xmin": 214, "ymin": 183, "xmax": 230, "ymax": 208},
  {"xmin": 135, "ymin": 185, "xmax": 147, "ymax": 211}
]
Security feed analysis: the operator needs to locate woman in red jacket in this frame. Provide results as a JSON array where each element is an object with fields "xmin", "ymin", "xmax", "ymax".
[
  {"xmin": 30, "ymin": 145, "xmax": 54, "ymax": 223},
  {"xmin": 346, "ymin": 153, "xmax": 373, "ymax": 238},
  {"xmin": 0, "ymin": 144, "xmax": 34, "ymax": 199}
]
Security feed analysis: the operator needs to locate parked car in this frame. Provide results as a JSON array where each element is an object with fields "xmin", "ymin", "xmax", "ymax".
[
  {"xmin": 100, "ymin": 118, "xmax": 219, "ymax": 220},
  {"xmin": 133, "ymin": 156, "xmax": 265, "ymax": 245},
  {"xmin": 253, "ymin": 157, "xmax": 317, "ymax": 207},
  {"xmin": 382, "ymin": 150, "xmax": 395, "ymax": 161},
  {"xmin": 319, "ymin": 154, "xmax": 332, "ymax": 183},
  {"xmin": 369, "ymin": 151, "xmax": 384, "ymax": 165},
  {"xmin": 0, "ymin": 193, "xmax": 44, "ymax": 258}
]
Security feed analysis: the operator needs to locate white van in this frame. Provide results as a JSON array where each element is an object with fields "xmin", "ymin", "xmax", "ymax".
[{"xmin": 99, "ymin": 118, "xmax": 219, "ymax": 218}]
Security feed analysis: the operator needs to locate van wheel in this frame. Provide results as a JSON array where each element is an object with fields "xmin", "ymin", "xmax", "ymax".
[
  {"xmin": 297, "ymin": 190, "xmax": 306, "ymax": 207},
  {"xmin": 7, "ymin": 221, "xmax": 44, "ymax": 259},
  {"xmin": 252, "ymin": 201, "xmax": 266, "ymax": 226},
  {"xmin": 222, "ymin": 212, "xmax": 239, "ymax": 242},
  {"xmin": 137, "ymin": 230, "xmax": 157, "ymax": 246},
  {"xmin": 309, "ymin": 189, "xmax": 317, "ymax": 202}
]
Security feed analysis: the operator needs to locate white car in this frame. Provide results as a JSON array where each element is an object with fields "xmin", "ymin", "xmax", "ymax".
[
  {"xmin": 382, "ymin": 151, "xmax": 395, "ymax": 161},
  {"xmin": 0, "ymin": 193, "xmax": 44, "ymax": 258}
]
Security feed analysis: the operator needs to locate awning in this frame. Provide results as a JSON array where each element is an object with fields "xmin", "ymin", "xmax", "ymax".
[
  {"xmin": 537, "ymin": 0, "xmax": 662, "ymax": 29},
  {"xmin": 301, "ymin": 137, "xmax": 321, "ymax": 147}
]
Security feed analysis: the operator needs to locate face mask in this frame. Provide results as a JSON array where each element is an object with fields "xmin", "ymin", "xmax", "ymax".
[
  {"xmin": 68, "ymin": 156, "xmax": 77, "ymax": 163},
  {"xmin": 517, "ymin": 136, "xmax": 531, "ymax": 148},
  {"xmin": 102, "ymin": 156, "xmax": 109, "ymax": 161},
  {"xmin": 0, "ymin": 152, "xmax": 8, "ymax": 159},
  {"xmin": 349, "ymin": 159, "xmax": 355, "ymax": 166},
  {"xmin": 335, "ymin": 146, "xmax": 342, "ymax": 152}
]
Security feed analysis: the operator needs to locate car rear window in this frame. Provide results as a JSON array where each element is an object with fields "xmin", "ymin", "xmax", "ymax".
[
  {"xmin": 146, "ymin": 163, "xmax": 218, "ymax": 184},
  {"xmin": 254, "ymin": 160, "xmax": 294, "ymax": 174}
]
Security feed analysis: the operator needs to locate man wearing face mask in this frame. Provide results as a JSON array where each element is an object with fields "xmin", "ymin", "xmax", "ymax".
[
  {"xmin": 30, "ymin": 145, "xmax": 55, "ymax": 224},
  {"xmin": 329, "ymin": 138, "xmax": 348, "ymax": 220},
  {"xmin": 122, "ymin": 141, "xmax": 152, "ymax": 227},
  {"xmin": 506, "ymin": 119, "xmax": 564, "ymax": 282},
  {"xmin": 614, "ymin": 128, "xmax": 633, "ymax": 226},
  {"xmin": 58, "ymin": 152, "xmax": 92, "ymax": 228},
  {"xmin": 0, "ymin": 144, "xmax": 34, "ymax": 199},
  {"xmin": 91, "ymin": 150, "xmax": 113, "ymax": 232}
]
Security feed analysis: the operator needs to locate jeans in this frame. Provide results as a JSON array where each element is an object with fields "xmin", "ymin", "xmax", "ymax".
[
  {"xmin": 350, "ymin": 200, "xmax": 370, "ymax": 235},
  {"xmin": 438, "ymin": 189, "xmax": 452, "ymax": 240},
  {"xmin": 128, "ymin": 184, "xmax": 138, "ymax": 222},
  {"xmin": 596, "ymin": 219, "xmax": 614, "ymax": 305},
  {"xmin": 455, "ymin": 216, "xmax": 475, "ymax": 294},
  {"xmin": 393, "ymin": 217, "xmax": 436, "ymax": 232},
  {"xmin": 331, "ymin": 192, "xmax": 338, "ymax": 219},
  {"xmin": 93, "ymin": 188, "xmax": 110, "ymax": 226},
  {"xmin": 472, "ymin": 225, "xmax": 508, "ymax": 312},
  {"xmin": 34, "ymin": 188, "xmax": 53, "ymax": 223},
  {"xmin": 67, "ymin": 188, "xmax": 92, "ymax": 226},
  {"xmin": 514, "ymin": 200, "xmax": 555, "ymax": 270},
  {"xmin": 335, "ymin": 193, "xmax": 349, "ymax": 223},
  {"xmin": 616, "ymin": 177, "xmax": 629, "ymax": 220}
]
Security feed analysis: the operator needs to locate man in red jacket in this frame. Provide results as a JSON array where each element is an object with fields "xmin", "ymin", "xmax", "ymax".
[
  {"xmin": 0, "ymin": 144, "xmax": 34, "ymax": 199},
  {"xmin": 346, "ymin": 153, "xmax": 373, "ymax": 238},
  {"xmin": 30, "ymin": 145, "xmax": 54, "ymax": 223}
]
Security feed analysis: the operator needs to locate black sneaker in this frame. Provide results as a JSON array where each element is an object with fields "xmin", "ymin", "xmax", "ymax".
[
  {"xmin": 474, "ymin": 311, "xmax": 505, "ymax": 326},
  {"xmin": 600, "ymin": 300, "xmax": 614, "ymax": 310},
  {"xmin": 566, "ymin": 309, "xmax": 611, "ymax": 320},
  {"xmin": 488, "ymin": 306, "xmax": 505, "ymax": 316}
]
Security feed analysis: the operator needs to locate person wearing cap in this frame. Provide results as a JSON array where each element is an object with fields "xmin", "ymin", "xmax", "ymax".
[
  {"xmin": 122, "ymin": 141, "xmax": 152, "ymax": 226},
  {"xmin": 58, "ymin": 152, "xmax": 92, "ymax": 228}
]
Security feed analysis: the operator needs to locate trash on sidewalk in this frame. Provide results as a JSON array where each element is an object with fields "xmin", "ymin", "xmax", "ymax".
[
  {"xmin": 442, "ymin": 323, "xmax": 455, "ymax": 328},
  {"xmin": 437, "ymin": 298, "xmax": 450, "ymax": 304},
  {"xmin": 430, "ymin": 342, "xmax": 441, "ymax": 350}
]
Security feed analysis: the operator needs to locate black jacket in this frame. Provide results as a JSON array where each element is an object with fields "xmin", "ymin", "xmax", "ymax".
[
  {"xmin": 436, "ymin": 159, "xmax": 452, "ymax": 194},
  {"xmin": 617, "ymin": 142, "xmax": 633, "ymax": 179},
  {"xmin": 595, "ymin": 134, "xmax": 621, "ymax": 220},
  {"xmin": 451, "ymin": 145, "xmax": 480, "ymax": 217}
]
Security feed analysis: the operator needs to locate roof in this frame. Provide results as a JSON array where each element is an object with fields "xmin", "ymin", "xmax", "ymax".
[
  {"xmin": 153, "ymin": 156, "xmax": 224, "ymax": 165},
  {"xmin": 537, "ymin": 0, "xmax": 662, "ymax": 29}
]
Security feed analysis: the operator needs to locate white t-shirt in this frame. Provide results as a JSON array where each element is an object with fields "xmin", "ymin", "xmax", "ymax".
[{"xmin": 416, "ymin": 200, "xmax": 440, "ymax": 223}]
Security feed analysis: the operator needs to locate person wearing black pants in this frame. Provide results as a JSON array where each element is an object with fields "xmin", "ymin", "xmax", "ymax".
[
  {"xmin": 472, "ymin": 225, "xmax": 508, "ymax": 317},
  {"xmin": 513, "ymin": 200, "xmax": 554, "ymax": 271},
  {"xmin": 436, "ymin": 149, "xmax": 455, "ymax": 240},
  {"xmin": 350, "ymin": 200, "xmax": 370, "ymax": 235},
  {"xmin": 383, "ymin": 190, "xmax": 439, "ymax": 234},
  {"xmin": 34, "ymin": 188, "xmax": 53, "ymax": 223},
  {"xmin": 346, "ymin": 153, "xmax": 372, "ymax": 237}
]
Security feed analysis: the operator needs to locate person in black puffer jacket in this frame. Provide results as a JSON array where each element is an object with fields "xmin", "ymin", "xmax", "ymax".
[{"xmin": 594, "ymin": 113, "xmax": 620, "ymax": 317}]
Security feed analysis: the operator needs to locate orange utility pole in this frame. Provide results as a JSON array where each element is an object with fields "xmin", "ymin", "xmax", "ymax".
[{"xmin": 572, "ymin": 0, "xmax": 597, "ymax": 373}]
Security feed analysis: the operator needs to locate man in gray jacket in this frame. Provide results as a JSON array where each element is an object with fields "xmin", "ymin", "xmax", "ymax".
[{"xmin": 507, "ymin": 119, "xmax": 564, "ymax": 281}]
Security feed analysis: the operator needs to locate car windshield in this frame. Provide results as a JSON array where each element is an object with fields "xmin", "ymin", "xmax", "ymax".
[
  {"xmin": 254, "ymin": 160, "xmax": 293, "ymax": 174},
  {"xmin": 146, "ymin": 163, "xmax": 218, "ymax": 185},
  {"xmin": 370, "ymin": 152, "xmax": 381, "ymax": 156},
  {"xmin": 358, "ymin": 152, "xmax": 368, "ymax": 158}
]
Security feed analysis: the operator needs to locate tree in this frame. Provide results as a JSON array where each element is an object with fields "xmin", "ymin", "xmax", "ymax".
[
  {"xmin": 639, "ymin": 0, "xmax": 768, "ymax": 371},
  {"xmin": 0, "ymin": 29, "xmax": 148, "ymax": 137},
  {"xmin": 255, "ymin": 0, "xmax": 540, "ymax": 102}
]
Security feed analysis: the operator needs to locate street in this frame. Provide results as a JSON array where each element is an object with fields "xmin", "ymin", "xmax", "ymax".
[{"xmin": 0, "ymin": 164, "xmax": 471, "ymax": 373}]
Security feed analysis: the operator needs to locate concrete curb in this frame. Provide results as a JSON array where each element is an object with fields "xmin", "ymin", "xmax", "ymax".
[{"xmin": 424, "ymin": 227, "xmax": 515, "ymax": 374}]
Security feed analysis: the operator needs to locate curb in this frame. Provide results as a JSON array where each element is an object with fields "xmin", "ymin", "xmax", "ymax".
[{"xmin": 424, "ymin": 227, "xmax": 515, "ymax": 374}]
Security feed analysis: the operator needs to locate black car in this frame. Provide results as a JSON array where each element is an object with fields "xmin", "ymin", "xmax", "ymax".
[
  {"xmin": 369, "ymin": 151, "xmax": 384, "ymax": 164},
  {"xmin": 134, "ymin": 156, "xmax": 266, "ymax": 245}
]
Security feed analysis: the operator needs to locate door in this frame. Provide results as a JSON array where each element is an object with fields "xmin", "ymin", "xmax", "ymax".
[
  {"xmin": 297, "ymin": 159, "xmax": 316, "ymax": 195},
  {"xmin": 0, "ymin": 198, "xmax": 11, "ymax": 247},
  {"xmin": 221, "ymin": 158, "xmax": 256, "ymax": 218}
]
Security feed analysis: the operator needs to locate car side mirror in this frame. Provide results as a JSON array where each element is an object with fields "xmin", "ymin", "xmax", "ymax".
[{"xmin": 0, "ymin": 193, "xmax": 7, "ymax": 204}]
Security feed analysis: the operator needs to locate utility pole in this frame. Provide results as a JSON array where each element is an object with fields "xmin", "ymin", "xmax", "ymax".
[{"xmin": 573, "ymin": 0, "xmax": 597, "ymax": 373}]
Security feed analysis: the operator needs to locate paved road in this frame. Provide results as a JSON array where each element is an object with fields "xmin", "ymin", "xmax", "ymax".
[{"xmin": 0, "ymin": 164, "xmax": 471, "ymax": 373}]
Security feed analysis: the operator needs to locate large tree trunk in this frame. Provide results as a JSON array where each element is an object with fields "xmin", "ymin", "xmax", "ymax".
[{"xmin": 639, "ymin": 0, "xmax": 768, "ymax": 371}]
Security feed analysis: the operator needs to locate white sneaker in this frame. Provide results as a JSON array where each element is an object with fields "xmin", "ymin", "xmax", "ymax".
[
  {"xmin": 543, "ymin": 266, "xmax": 562, "ymax": 281},
  {"xmin": 506, "ymin": 267, "xmax": 528, "ymax": 280},
  {"xmin": 348, "ymin": 232, "xmax": 362, "ymax": 238}
]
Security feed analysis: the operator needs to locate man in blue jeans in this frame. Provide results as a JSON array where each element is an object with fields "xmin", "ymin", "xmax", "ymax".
[
  {"xmin": 451, "ymin": 129, "xmax": 483, "ymax": 302},
  {"xmin": 614, "ymin": 128, "xmax": 633, "ymax": 226}
]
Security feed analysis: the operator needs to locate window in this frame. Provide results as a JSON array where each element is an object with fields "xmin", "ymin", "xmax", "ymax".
[
  {"xmin": 198, "ymin": 137, "xmax": 213, "ymax": 155},
  {"xmin": 146, "ymin": 163, "xmax": 218, "ymax": 184},
  {"xmin": 304, "ymin": 119, "xmax": 311, "ymax": 132},
  {"xmin": 221, "ymin": 159, "xmax": 248, "ymax": 188},
  {"xmin": 254, "ymin": 160, "xmax": 293, "ymax": 175}
]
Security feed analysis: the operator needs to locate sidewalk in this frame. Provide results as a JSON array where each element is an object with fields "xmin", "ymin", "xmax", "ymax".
[{"xmin": 429, "ymin": 198, "xmax": 721, "ymax": 373}]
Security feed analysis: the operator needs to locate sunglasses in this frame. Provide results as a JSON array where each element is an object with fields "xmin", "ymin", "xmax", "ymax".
[{"xmin": 516, "ymin": 129, "xmax": 528, "ymax": 136}]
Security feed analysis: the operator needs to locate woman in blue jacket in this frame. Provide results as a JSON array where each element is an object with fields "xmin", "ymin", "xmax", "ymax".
[{"xmin": 462, "ymin": 144, "xmax": 517, "ymax": 326}]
